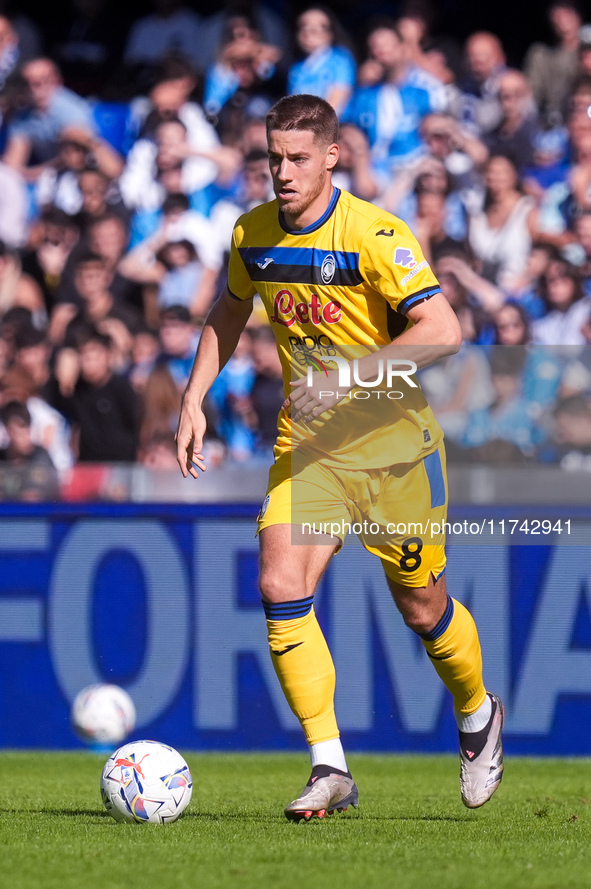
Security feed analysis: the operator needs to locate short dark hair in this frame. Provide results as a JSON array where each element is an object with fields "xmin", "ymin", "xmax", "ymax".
[
  {"xmin": 160, "ymin": 304, "xmax": 192, "ymax": 324},
  {"xmin": 0, "ymin": 400, "xmax": 31, "ymax": 427},
  {"xmin": 266, "ymin": 94, "xmax": 339, "ymax": 146},
  {"xmin": 78, "ymin": 326, "xmax": 112, "ymax": 350},
  {"xmin": 554, "ymin": 394, "xmax": 591, "ymax": 417},
  {"xmin": 74, "ymin": 251, "xmax": 106, "ymax": 270},
  {"xmin": 162, "ymin": 193, "xmax": 190, "ymax": 215},
  {"xmin": 488, "ymin": 344, "xmax": 526, "ymax": 376},
  {"xmin": 244, "ymin": 148, "xmax": 269, "ymax": 164},
  {"xmin": 14, "ymin": 325, "xmax": 47, "ymax": 350}
]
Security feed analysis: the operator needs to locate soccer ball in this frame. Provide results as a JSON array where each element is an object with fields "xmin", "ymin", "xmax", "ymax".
[
  {"xmin": 100, "ymin": 740, "xmax": 193, "ymax": 823},
  {"xmin": 71, "ymin": 684, "xmax": 136, "ymax": 746}
]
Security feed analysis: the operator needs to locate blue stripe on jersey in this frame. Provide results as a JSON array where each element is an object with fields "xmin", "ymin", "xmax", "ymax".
[
  {"xmin": 238, "ymin": 245, "xmax": 363, "ymax": 286},
  {"xmin": 419, "ymin": 595, "xmax": 454, "ymax": 641},
  {"xmin": 397, "ymin": 287, "xmax": 441, "ymax": 315},
  {"xmin": 424, "ymin": 449, "xmax": 446, "ymax": 508},
  {"xmin": 263, "ymin": 595, "xmax": 314, "ymax": 621}
]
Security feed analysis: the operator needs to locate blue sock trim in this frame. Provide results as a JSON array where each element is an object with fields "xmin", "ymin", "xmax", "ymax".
[
  {"xmin": 263, "ymin": 595, "xmax": 314, "ymax": 621},
  {"xmin": 419, "ymin": 595, "xmax": 454, "ymax": 641}
]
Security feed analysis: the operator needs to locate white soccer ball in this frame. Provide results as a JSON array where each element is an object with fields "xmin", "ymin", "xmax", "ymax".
[
  {"xmin": 100, "ymin": 740, "xmax": 193, "ymax": 823},
  {"xmin": 71, "ymin": 683, "xmax": 136, "ymax": 746}
]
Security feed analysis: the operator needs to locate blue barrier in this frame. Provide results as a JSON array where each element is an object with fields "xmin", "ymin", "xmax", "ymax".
[{"xmin": 1, "ymin": 503, "xmax": 591, "ymax": 754}]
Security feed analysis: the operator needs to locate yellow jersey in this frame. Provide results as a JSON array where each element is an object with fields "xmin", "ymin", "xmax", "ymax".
[{"xmin": 228, "ymin": 187, "xmax": 444, "ymax": 468}]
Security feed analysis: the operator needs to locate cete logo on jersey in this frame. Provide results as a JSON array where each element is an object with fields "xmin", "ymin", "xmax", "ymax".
[
  {"xmin": 393, "ymin": 247, "xmax": 417, "ymax": 270},
  {"xmin": 271, "ymin": 289, "xmax": 342, "ymax": 327},
  {"xmin": 320, "ymin": 253, "xmax": 336, "ymax": 284}
]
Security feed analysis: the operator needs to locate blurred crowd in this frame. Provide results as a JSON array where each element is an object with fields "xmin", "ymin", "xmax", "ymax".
[{"xmin": 0, "ymin": 0, "xmax": 591, "ymax": 499}]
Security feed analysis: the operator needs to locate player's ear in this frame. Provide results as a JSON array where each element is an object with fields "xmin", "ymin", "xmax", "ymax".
[{"xmin": 326, "ymin": 142, "xmax": 339, "ymax": 170}]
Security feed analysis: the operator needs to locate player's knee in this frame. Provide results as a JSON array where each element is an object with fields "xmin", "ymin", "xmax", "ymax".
[
  {"xmin": 399, "ymin": 601, "xmax": 437, "ymax": 636},
  {"xmin": 259, "ymin": 568, "xmax": 306, "ymax": 603}
]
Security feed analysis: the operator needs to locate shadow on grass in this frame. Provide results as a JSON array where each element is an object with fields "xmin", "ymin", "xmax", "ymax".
[
  {"xmin": 183, "ymin": 811, "xmax": 470, "ymax": 824},
  {"xmin": 0, "ymin": 808, "xmax": 109, "ymax": 818}
]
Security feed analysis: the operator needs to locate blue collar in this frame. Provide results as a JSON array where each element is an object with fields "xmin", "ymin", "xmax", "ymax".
[{"xmin": 279, "ymin": 187, "xmax": 341, "ymax": 235}]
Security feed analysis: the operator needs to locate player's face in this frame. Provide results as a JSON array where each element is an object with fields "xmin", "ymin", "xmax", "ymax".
[{"xmin": 267, "ymin": 129, "xmax": 338, "ymax": 227}]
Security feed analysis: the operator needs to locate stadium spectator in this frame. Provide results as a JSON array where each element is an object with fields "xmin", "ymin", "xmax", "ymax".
[
  {"xmin": 246, "ymin": 324, "xmax": 284, "ymax": 458},
  {"xmin": 128, "ymin": 324, "xmax": 160, "ymax": 392},
  {"xmin": 34, "ymin": 124, "xmax": 124, "ymax": 218},
  {"xmin": 0, "ymin": 15, "xmax": 20, "ymax": 91},
  {"xmin": 524, "ymin": 0, "xmax": 583, "ymax": 127},
  {"xmin": 52, "ymin": 251, "xmax": 140, "ymax": 347},
  {"xmin": 434, "ymin": 250, "xmax": 501, "ymax": 343},
  {"xmin": 566, "ymin": 112, "xmax": 591, "ymax": 218},
  {"xmin": 468, "ymin": 154, "xmax": 537, "ymax": 288},
  {"xmin": 120, "ymin": 117, "xmax": 233, "ymax": 217},
  {"xmin": 413, "ymin": 179, "xmax": 465, "ymax": 265},
  {"xmin": 574, "ymin": 212, "xmax": 591, "ymax": 294},
  {"xmin": 342, "ymin": 18, "xmax": 433, "ymax": 177},
  {"xmin": 543, "ymin": 392, "xmax": 591, "ymax": 467},
  {"xmin": 209, "ymin": 148, "xmax": 274, "ymax": 267},
  {"xmin": 532, "ymin": 257, "xmax": 591, "ymax": 344},
  {"xmin": 12, "ymin": 324, "xmax": 54, "ymax": 399},
  {"xmin": 460, "ymin": 345, "xmax": 538, "ymax": 461},
  {"xmin": 503, "ymin": 241, "xmax": 559, "ymax": 319},
  {"xmin": 208, "ymin": 328, "xmax": 255, "ymax": 461},
  {"xmin": 0, "ymin": 1, "xmax": 41, "ymax": 63},
  {"xmin": 454, "ymin": 31, "xmax": 506, "ymax": 135},
  {"xmin": 420, "ymin": 112, "xmax": 488, "ymax": 190},
  {"xmin": 2, "ymin": 58, "xmax": 96, "ymax": 177},
  {"xmin": 0, "ymin": 239, "xmax": 45, "ymax": 321},
  {"xmin": 123, "ymin": 0, "xmax": 205, "ymax": 80},
  {"xmin": 493, "ymin": 301, "xmax": 564, "ymax": 413},
  {"xmin": 521, "ymin": 129, "xmax": 572, "ymax": 247},
  {"xmin": 156, "ymin": 303, "xmax": 199, "ymax": 390},
  {"xmin": 484, "ymin": 70, "xmax": 540, "ymax": 173},
  {"xmin": 331, "ymin": 123, "xmax": 379, "ymax": 202},
  {"xmin": 0, "ymin": 399, "xmax": 59, "ymax": 500},
  {"xmin": 56, "ymin": 212, "xmax": 143, "ymax": 318},
  {"xmin": 21, "ymin": 206, "xmax": 81, "ymax": 318},
  {"xmin": 0, "ymin": 161, "xmax": 26, "ymax": 247},
  {"xmin": 198, "ymin": 0, "xmax": 290, "ymax": 74},
  {"xmin": 203, "ymin": 25, "xmax": 283, "ymax": 147},
  {"xmin": 138, "ymin": 361, "xmax": 181, "ymax": 452},
  {"xmin": 559, "ymin": 314, "xmax": 591, "ymax": 394},
  {"xmin": 54, "ymin": 326, "xmax": 139, "ymax": 462},
  {"xmin": 0, "ymin": 361, "xmax": 73, "ymax": 472},
  {"xmin": 119, "ymin": 193, "xmax": 221, "ymax": 320},
  {"xmin": 131, "ymin": 57, "xmax": 200, "ymax": 137},
  {"xmin": 287, "ymin": 7, "xmax": 356, "ymax": 116}
]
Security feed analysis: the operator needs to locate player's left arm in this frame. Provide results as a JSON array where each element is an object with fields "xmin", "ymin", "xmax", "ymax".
[
  {"xmin": 287, "ymin": 218, "xmax": 461, "ymax": 421},
  {"xmin": 363, "ymin": 291, "xmax": 462, "ymax": 370},
  {"xmin": 287, "ymin": 294, "xmax": 460, "ymax": 421}
]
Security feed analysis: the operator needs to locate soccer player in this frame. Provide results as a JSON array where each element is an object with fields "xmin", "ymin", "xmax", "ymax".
[{"xmin": 176, "ymin": 94, "xmax": 504, "ymax": 820}]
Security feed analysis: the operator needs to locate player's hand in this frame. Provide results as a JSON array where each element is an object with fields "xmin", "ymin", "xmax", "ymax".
[
  {"xmin": 175, "ymin": 396, "xmax": 208, "ymax": 479},
  {"xmin": 283, "ymin": 370, "xmax": 351, "ymax": 423}
]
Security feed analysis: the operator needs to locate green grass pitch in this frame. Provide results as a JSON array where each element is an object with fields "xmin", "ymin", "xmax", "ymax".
[{"xmin": 2, "ymin": 752, "xmax": 591, "ymax": 889}]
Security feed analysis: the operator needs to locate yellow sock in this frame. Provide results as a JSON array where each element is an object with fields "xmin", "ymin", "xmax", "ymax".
[
  {"xmin": 265, "ymin": 598, "xmax": 339, "ymax": 745},
  {"xmin": 420, "ymin": 596, "xmax": 486, "ymax": 715}
]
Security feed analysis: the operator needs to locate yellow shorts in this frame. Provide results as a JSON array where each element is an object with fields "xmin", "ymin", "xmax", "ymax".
[{"xmin": 257, "ymin": 443, "xmax": 448, "ymax": 588}]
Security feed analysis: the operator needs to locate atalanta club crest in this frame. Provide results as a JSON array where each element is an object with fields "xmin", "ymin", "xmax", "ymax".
[{"xmin": 321, "ymin": 253, "xmax": 336, "ymax": 284}]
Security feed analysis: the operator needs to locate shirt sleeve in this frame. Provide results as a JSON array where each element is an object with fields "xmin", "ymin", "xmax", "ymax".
[
  {"xmin": 227, "ymin": 218, "xmax": 257, "ymax": 300},
  {"xmin": 358, "ymin": 216, "xmax": 441, "ymax": 315}
]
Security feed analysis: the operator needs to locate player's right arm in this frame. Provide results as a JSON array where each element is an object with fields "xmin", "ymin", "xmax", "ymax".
[{"xmin": 176, "ymin": 286, "xmax": 253, "ymax": 478}]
